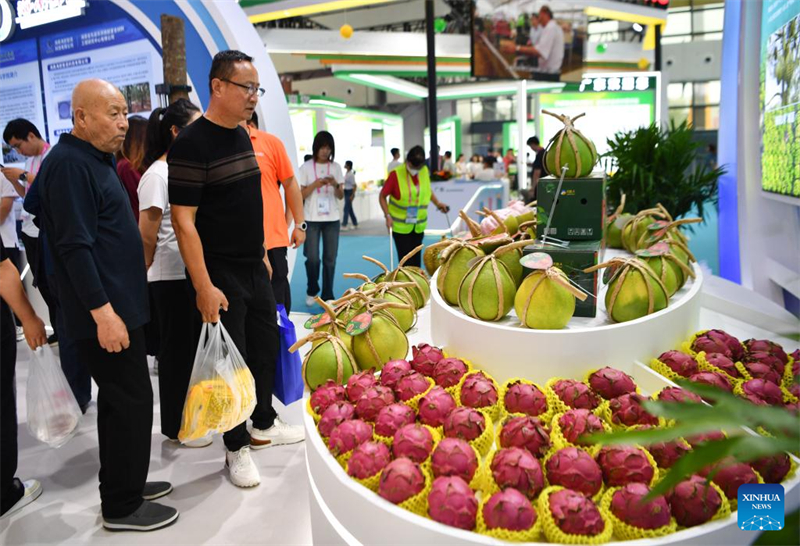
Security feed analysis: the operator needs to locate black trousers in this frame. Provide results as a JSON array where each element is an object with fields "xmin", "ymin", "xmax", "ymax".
[
  {"xmin": 76, "ymin": 328, "xmax": 152, "ymax": 519},
  {"xmin": 151, "ymin": 280, "xmax": 195, "ymax": 440},
  {"xmin": 189, "ymin": 260, "xmax": 279, "ymax": 451},
  {"xmin": 267, "ymin": 247, "xmax": 291, "ymax": 314},
  {"xmin": 392, "ymin": 230, "xmax": 425, "ymax": 268},
  {"xmin": 144, "ymin": 286, "xmax": 160, "ymax": 358},
  {"xmin": 0, "ymin": 304, "xmax": 23, "ymax": 515},
  {"xmin": 20, "ymin": 234, "xmax": 58, "ymax": 333}
]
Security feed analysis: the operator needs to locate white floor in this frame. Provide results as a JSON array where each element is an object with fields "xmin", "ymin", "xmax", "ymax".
[{"xmin": 0, "ymin": 313, "xmax": 317, "ymax": 546}]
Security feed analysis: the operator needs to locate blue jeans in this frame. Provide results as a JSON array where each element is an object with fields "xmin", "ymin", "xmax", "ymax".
[
  {"xmin": 304, "ymin": 220, "xmax": 340, "ymax": 301},
  {"xmin": 342, "ymin": 190, "xmax": 358, "ymax": 227}
]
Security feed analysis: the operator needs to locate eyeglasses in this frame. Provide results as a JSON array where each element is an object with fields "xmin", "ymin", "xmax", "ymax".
[{"xmin": 221, "ymin": 78, "xmax": 265, "ymax": 97}]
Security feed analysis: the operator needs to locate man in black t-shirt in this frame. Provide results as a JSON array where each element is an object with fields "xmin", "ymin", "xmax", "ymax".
[
  {"xmin": 527, "ymin": 135, "xmax": 546, "ymax": 200},
  {"xmin": 170, "ymin": 51, "xmax": 302, "ymax": 489}
]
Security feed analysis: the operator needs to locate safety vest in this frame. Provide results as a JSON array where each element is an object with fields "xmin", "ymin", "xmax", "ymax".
[{"xmin": 388, "ymin": 164, "xmax": 432, "ymax": 234}]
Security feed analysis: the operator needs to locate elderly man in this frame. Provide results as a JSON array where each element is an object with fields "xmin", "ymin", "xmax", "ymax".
[
  {"xmin": 504, "ymin": 5, "xmax": 564, "ymax": 75},
  {"xmin": 36, "ymin": 79, "xmax": 178, "ymax": 531}
]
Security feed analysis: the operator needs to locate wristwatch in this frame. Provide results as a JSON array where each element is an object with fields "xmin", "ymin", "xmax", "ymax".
[
  {"xmin": 19, "ymin": 172, "xmax": 28, "ymax": 183},
  {"xmin": 297, "ymin": 221, "xmax": 308, "ymax": 232}
]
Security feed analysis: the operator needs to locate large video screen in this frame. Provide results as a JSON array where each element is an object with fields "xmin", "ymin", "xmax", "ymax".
[
  {"xmin": 761, "ymin": 0, "xmax": 800, "ymax": 199},
  {"xmin": 472, "ymin": 1, "xmax": 587, "ymax": 82}
]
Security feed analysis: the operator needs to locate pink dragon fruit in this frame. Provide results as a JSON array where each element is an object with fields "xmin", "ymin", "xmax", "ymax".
[
  {"xmin": 790, "ymin": 383, "xmax": 800, "ymax": 399},
  {"xmin": 411, "ymin": 343, "xmax": 444, "ymax": 377},
  {"xmin": 460, "ymin": 372, "xmax": 499, "ymax": 409},
  {"xmin": 750, "ymin": 454, "xmax": 792, "ymax": 484},
  {"xmin": 646, "ymin": 437, "xmax": 691, "ymax": 469},
  {"xmin": 596, "ymin": 446, "xmax": 655, "ymax": 486},
  {"xmin": 433, "ymin": 357, "xmax": 468, "ymax": 388},
  {"xmin": 610, "ymin": 483, "xmax": 671, "ymax": 530},
  {"xmin": 394, "ymin": 371, "xmax": 431, "ymax": 402},
  {"xmin": 705, "ymin": 353, "xmax": 741, "ymax": 378},
  {"xmin": 380, "ymin": 359, "xmax": 412, "ymax": 389},
  {"xmin": 483, "ymin": 488, "xmax": 537, "ymax": 531},
  {"xmin": 347, "ymin": 441, "xmax": 391, "ymax": 480},
  {"xmin": 691, "ymin": 329, "xmax": 744, "ymax": 360},
  {"xmin": 431, "ymin": 438, "xmax": 479, "ymax": 482},
  {"xmin": 745, "ymin": 339, "xmax": 789, "ymax": 365},
  {"xmin": 588, "ymin": 367, "xmax": 637, "ymax": 400},
  {"xmin": 657, "ymin": 351, "xmax": 699, "ymax": 378},
  {"xmin": 318, "ymin": 401, "xmax": 355, "ymax": 437},
  {"xmin": 378, "ymin": 458, "xmax": 425, "ymax": 504},
  {"xmin": 558, "ymin": 409, "xmax": 605, "ymax": 446},
  {"xmin": 552, "ymin": 379, "xmax": 600, "ymax": 410},
  {"xmin": 498, "ymin": 416, "xmax": 551, "ymax": 458},
  {"xmin": 609, "ymin": 393, "xmax": 659, "ymax": 427},
  {"xmin": 657, "ymin": 386, "xmax": 703, "ymax": 404},
  {"xmin": 392, "ymin": 423, "xmax": 435, "ymax": 463},
  {"xmin": 504, "ymin": 381, "xmax": 548, "ymax": 416},
  {"xmin": 346, "ymin": 369, "xmax": 377, "ymax": 402},
  {"xmin": 743, "ymin": 361, "xmax": 782, "ymax": 385},
  {"xmin": 443, "ymin": 407, "xmax": 486, "ymax": 441},
  {"xmin": 309, "ymin": 380, "xmax": 346, "ymax": 414},
  {"xmin": 427, "ymin": 476, "xmax": 478, "ymax": 530},
  {"xmin": 545, "ymin": 447, "xmax": 603, "ymax": 497},
  {"xmin": 417, "ymin": 386, "xmax": 457, "ymax": 428},
  {"xmin": 374, "ymin": 403, "xmax": 416, "ymax": 438},
  {"xmin": 791, "ymin": 349, "xmax": 800, "ymax": 364},
  {"xmin": 490, "ymin": 447, "xmax": 545, "ymax": 499},
  {"xmin": 689, "ymin": 371, "xmax": 733, "ymax": 393},
  {"xmin": 742, "ymin": 378, "xmax": 784, "ymax": 406},
  {"xmin": 700, "ymin": 459, "xmax": 759, "ymax": 500},
  {"xmin": 548, "ymin": 489, "xmax": 606, "ymax": 536},
  {"xmin": 686, "ymin": 430, "xmax": 725, "ymax": 447},
  {"xmin": 667, "ymin": 475, "xmax": 722, "ymax": 527},
  {"xmin": 355, "ymin": 385, "xmax": 396, "ymax": 421},
  {"xmin": 328, "ymin": 419, "xmax": 373, "ymax": 456},
  {"xmin": 787, "ymin": 401, "xmax": 800, "ymax": 415},
  {"xmin": 747, "ymin": 352, "xmax": 786, "ymax": 376}
]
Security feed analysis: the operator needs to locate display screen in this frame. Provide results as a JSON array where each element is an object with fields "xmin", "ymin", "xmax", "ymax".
[{"xmin": 760, "ymin": 0, "xmax": 800, "ymax": 199}]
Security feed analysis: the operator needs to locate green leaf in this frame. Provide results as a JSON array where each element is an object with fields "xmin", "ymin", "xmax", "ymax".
[{"xmin": 647, "ymin": 437, "xmax": 741, "ymax": 498}]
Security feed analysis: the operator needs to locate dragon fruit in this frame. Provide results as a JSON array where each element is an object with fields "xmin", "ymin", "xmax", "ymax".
[
  {"xmin": 787, "ymin": 401, "xmax": 800, "ymax": 415},
  {"xmin": 432, "ymin": 357, "xmax": 468, "ymax": 388},
  {"xmin": 346, "ymin": 369, "xmax": 377, "ymax": 402},
  {"xmin": 610, "ymin": 483, "xmax": 671, "ymax": 530},
  {"xmin": 394, "ymin": 371, "xmax": 431, "ymax": 402},
  {"xmin": 380, "ymin": 359, "xmax": 412, "ymax": 389},
  {"xmin": 792, "ymin": 353, "xmax": 799, "ymax": 376},
  {"xmin": 686, "ymin": 430, "xmax": 725, "ymax": 447},
  {"xmin": 545, "ymin": 447, "xmax": 603, "ymax": 497},
  {"xmin": 700, "ymin": 460, "xmax": 759, "ymax": 500},
  {"xmin": 692, "ymin": 329, "xmax": 744, "ymax": 361},
  {"xmin": 374, "ymin": 403, "xmax": 416, "ymax": 437},
  {"xmin": 750, "ymin": 454, "xmax": 792, "ymax": 484},
  {"xmin": 558, "ymin": 409, "xmax": 605, "ymax": 446},
  {"xmin": 747, "ymin": 352, "xmax": 786, "ymax": 375},
  {"xmin": 504, "ymin": 381, "xmax": 548, "ymax": 416},
  {"xmin": 657, "ymin": 386, "xmax": 702, "ymax": 404},
  {"xmin": 667, "ymin": 475, "xmax": 722, "ymax": 527},
  {"xmin": 427, "ymin": 476, "xmax": 478, "ymax": 530},
  {"xmin": 328, "ymin": 419, "xmax": 373, "ymax": 456},
  {"xmin": 347, "ymin": 441, "xmax": 391, "ymax": 479},
  {"xmin": 609, "ymin": 393, "xmax": 659, "ymax": 427},
  {"xmin": 742, "ymin": 378, "xmax": 784, "ymax": 406},
  {"xmin": 552, "ymin": 379, "xmax": 600, "ymax": 410},
  {"xmin": 646, "ymin": 437, "xmax": 691, "ymax": 469},
  {"xmin": 431, "ymin": 438, "xmax": 479, "ymax": 482},
  {"xmin": 483, "ymin": 488, "xmax": 538, "ymax": 531},
  {"xmin": 745, "ymin": 339, "xmax": 789, "ymax": 365},
  {"xmin": 318, "ymin": 401, "xmax": 355, "ymax": 437},
  {"xmin": 444, "ymin": 407, "xmax": 486, "ymax": 441},
  {"xmin": 704, "ymin": 353, "xmax": 741, "ymax": 378},
  {"xmin": 460, "ymin": 372, "xmax": 499, "ymax": 409},
  {"xmin": 309, "ymin": 380, "xmax": 346, "ymax": 414},
  {"xmin": 689, "ymin": 371, "xmax": 733, "ymax": 393},
  {"xmin": 378, "ymin": 458, "xmax": 425, "ymax": 504},
  {"xmin": 491, "ymin": 447, "xmax": 545, "ymax": 499},
  {"xmin": 392, "ymin": 423, "xmax": 435, "ymax": 463},
  {"xmin": 417, "ymin": 387, "xmax": 457, "ymax": 428},
  {"xmin": 411, "ymin": 343, "xmax": 444, "ymax": 377},
  {"xmin": 596, "ymin": 446, "xmax": 655, "ymax": 486},
  {"xmin": 588, "ymin": 367, "xmax": 637, "ymax": 400},
  {"xmin": 657, "ymin": 351, "xmax": 699, "ymax": 378},
  {"xmin": 743, "ymin": 361, "xmax": 782, "ymax": 385},
  {"xmin": 791, "ymin": 384, "xmax": 800, "ymax": 399},
  {"xmin": 498, "ymin": 416, "xmax": 551, "ymax": 458},
  {"xmin": 355, "ymin": 385, "xmax": 396, "ymax": 421},
  {"xmin": 548, "ymin": 489, "xmax": 606, "ymax": 536}
]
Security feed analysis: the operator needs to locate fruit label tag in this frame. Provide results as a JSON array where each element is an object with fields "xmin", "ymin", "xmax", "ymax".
[
  {"xmin": 304, "ymin": 313, "xmax": 332, "ymax": 329},
  {"xmin": 520, "ymin": 252, "xmax": 553, "ymax": 270},
  {"xmin": 647, "ymin": 220, "xmax": 671, "ymax": 243},
  {"xmin": 636, "ymin": 242, "xmax": 670, "ymax": 258},
  {"xmin": 346, "ymin": 312, "xmax": 373, "ymax": 335}
]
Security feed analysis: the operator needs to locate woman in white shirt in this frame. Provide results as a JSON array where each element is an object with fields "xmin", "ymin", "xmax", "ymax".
[
  {"xmin": 137, "ymin": 98, "xmax": 207, "ymax": 446},
  {"xmin": 297, "ymin": 131, "xmax": 344, "ymax": 307}
]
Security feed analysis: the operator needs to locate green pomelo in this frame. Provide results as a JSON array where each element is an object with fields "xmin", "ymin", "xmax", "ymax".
[
  {"xmin": 516, "ymin": 210, "xmax": 536, "ymax": 225},
  {"xmin": 457, "ymin": 258, "xmax": 516, "ymax": 321},
  {"xmin": 303, "ymin": 339, "xmax": 356, "ymax": 390},
  {"xmin": 622, "ymin": 216, "xmax": 654, "ymax": 253},
  {"xmin": 437, "ymin": 246, "xmax": 485, "ymax": 305},
  {"xmin": 389, "ymin": 268, "xmax": 430, "ymax": 309},
  {"xmin": 545, "ymin": 133, "xmax": 597, "ymax": 178},
  {"xmin": 606, "ymin": 267, "xmax": 669, "ymax": 323},
  {"xmin": 640, "ymin": 256, "xmax": 680, "ymax": 297},
  {"xmin": 514, "ymin": 270, "xmax": 576, "ymax": 329},
  {"xmin": 471, "ymin": 234, "xmax": 512, "ymax": 254},
  {"xmin": 378, "ymin": 292, "xmax": 416, "ymax": 332},
  {"xmin": 314, "ymin": 324, "xmax": 354, "ymax": 353},
  {"xmin": 606, "ymin": 213, "xmax": 633, "ymax": 249},
  {"xmin": 423, "ymin": 245, "xmax": 446, "ymax": 276},
  {"xmin": 352, "ymin": 315, "xmax": 409, "ymax": 371}
]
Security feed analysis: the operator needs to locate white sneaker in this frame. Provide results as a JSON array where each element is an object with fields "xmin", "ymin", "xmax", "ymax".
[
  {"xmin": 225, "ymin": 447, "xmax": 260, "ymax": 488},
  {"xmin": 250, "ymin": 417, "xmax": 305, "ymax": 450},
  {"xmin": 305, "ymin": 295, "xmax": 317, "ymax": 307},
  {"xmin": 1, "ymin": 479, "xmax": 42, "ymax": 519},
  {"xmin": 169, "ymin": 436, "xmax": 212, "ymax": 448}
]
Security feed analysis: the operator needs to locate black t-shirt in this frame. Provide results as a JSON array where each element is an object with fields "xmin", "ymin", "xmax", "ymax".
[
  {"xmin": 532, "ymin": 148, "xmax": 545, "ymax": 173},
  {"xmin": 168, "ymin": 116, "xmax": 264, "ymax": 265}
]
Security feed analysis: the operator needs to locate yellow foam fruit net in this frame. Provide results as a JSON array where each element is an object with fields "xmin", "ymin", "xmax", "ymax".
[
  {"xmin": 351, "ymin": 467, "xmax": 382, "ymax": 493},
  {"xmin": 498, "ymin": 377, "xmax": 556, "ymax": 424},
  {"xmin": 599, "ymin": 486, "xmax": 677, "ymax": 541},
  {"xmin": 464, "ymin": 408, "xmax": 496, "ymax": 458},
  {"xmin": 545, "ymin": 377, "xmax": 604, "ymax": 417},
  {"xmin": 537, "ymin": 486, "xmax": 614, "ymax": 544},
  {"xmin": 696, "ymin": 351, "xmax": 751, "ymax": 383},
  {"xmin": 475, "ymin": 489, "xmax": 543, "ymax": 542},
  {"xmin": 549, "ymin": 411, "xmax": 610, "ymax": 453},
  {"xmin": 306, "ymin": 397, "xmax": 322, "ymax": 424},
  {"xmin": 541, "ymin": 446, "xmax": 605, "ymax": 503},
  {"xmin": 455, "ymin": 370, "xmax": 502, "ymax": 423},
  {"xmin": 599, "ymin": 398, "xmax": 667, "ymax": 432},
  {"xmin": 398, "ymin": 463, "xmax": 433, "ymax": 518},
  {"xmin": 782, "ymin": 355, "xmax": 797, "ymax": 390},
  {"xmin": 733, "ymin": 381, "xmax": 797, "ymax": 407}
]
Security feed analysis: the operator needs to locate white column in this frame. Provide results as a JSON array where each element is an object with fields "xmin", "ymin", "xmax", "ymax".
[{"xmin": 517, "ymin": 79, "xmax": 528, "ymax": 190}]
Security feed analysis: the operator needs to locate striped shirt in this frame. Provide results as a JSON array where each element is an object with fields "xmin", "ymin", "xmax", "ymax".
[{"xmin": 168, "ymin": 116, "xmax": 265, "ymax": 264}]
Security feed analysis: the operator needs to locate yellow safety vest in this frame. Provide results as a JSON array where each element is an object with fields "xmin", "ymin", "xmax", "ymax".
[{"xmin": 388, "ymin": 164, "xmax": 432, "ymax": 234}]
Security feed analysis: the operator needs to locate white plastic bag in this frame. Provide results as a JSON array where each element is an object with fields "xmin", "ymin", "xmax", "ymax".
[
  {"xmin": 178, "ymin": 322, "xmax": 256, "ymax": 443},
  {"xmin": 26, "ymin": 345, "xmax": 81, "ymax": 448}
]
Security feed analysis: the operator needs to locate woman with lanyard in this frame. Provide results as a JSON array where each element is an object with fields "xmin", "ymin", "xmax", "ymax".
[
  {"xmin": 298, "ymin": 131, "xmax": 344, "ymax": 308},
  {"xmin": 379, "ymin": 145, "xmax": 449, "ymax": 268}
]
